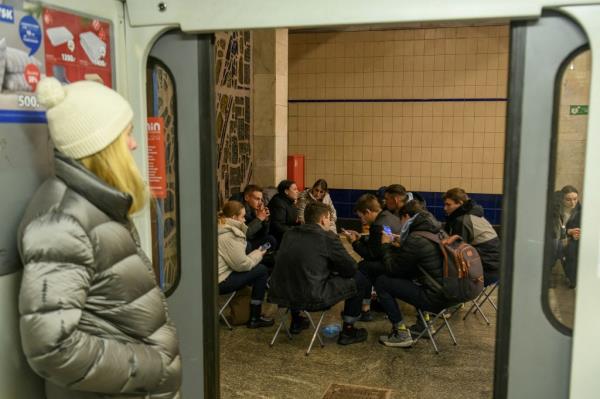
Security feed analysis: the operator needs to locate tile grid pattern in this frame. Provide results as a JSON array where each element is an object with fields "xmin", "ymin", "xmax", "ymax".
[{"xmin": 288, "ymin": 25, "xmax": 509, "ymax": 195}]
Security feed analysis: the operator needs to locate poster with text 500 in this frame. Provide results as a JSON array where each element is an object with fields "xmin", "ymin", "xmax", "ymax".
[{"xmin": 43, "ymin": 7, "xmax": 112, "ymax": 88}]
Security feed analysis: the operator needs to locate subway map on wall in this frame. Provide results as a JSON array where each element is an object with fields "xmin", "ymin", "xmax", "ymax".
[{"xmin": 215, "ymin": 31, "xmax": 252, "ymax": 205}]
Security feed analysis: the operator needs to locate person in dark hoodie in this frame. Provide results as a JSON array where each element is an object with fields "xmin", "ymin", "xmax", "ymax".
[
  {"xmin": 269, "ymin": 202, "xmax": 369, "ymax": 345},
  {"xmin": 268, "ymin": 179, "xmax": 301, "ymax": 247},
  {"xmin": 443, "ymin": 188, "xmax": 500, "ymax": 285},
  {"xmin": 376, "ymin": 200, "xmax": 453, "ymax": 347}
]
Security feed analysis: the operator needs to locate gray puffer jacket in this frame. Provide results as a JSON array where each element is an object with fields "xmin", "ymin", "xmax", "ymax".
[{"xmin": 18, "ymin": 153, "xmax": 181, "ymax": 399}]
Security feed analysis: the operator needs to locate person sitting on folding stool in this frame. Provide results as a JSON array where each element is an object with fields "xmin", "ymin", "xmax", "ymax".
[
  {"xmin": 218, "ymin": 200, "xmax": 274, "ymax": 329},
  {"xmin": 442, "ymin": 188, "xmax": 500, "ymax": 286},
  {"xmin": 376, "ymin": 200, "xmax": 454, "ymax": 347},
  {"xmin": 268, "ymin": 202, "xmax": 369, "ymax": 345}
]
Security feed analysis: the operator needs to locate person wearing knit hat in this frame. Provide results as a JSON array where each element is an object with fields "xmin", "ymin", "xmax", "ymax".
[{"xmin": 17, "ymin": 77, "xmax": 181, "ymax": 399}]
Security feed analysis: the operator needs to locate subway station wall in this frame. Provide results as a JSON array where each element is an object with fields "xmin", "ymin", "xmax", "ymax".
[{"xmin": 287, "ymin": 25, "xmax": 509, "ymax": 217}]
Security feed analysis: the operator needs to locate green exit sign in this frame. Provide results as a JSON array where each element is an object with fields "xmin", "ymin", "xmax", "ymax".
[{"xmin": 570, "ymin": 105, "xmax": 588, "ymax": 115}]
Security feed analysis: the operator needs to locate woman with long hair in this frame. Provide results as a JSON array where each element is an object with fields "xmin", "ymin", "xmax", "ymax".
[
  {"xmin": 18, "ymin": 78, "xmax": 181, "ymax": 399},
  {"xmin": 297, "ymin": 178, "xmax": 338, "ymax": 233},
  {"xmin": 552, "ymin": 185, "xmax": 581, "ymax": 287},
  {"xmin": 218, "ymin": 200, "xmax": 274, "ymax": 328}
]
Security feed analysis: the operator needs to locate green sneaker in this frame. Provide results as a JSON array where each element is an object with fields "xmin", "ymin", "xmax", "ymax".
[{"xmin": 379, "ymin": 327, "xmax": 413, "ymax": 348}]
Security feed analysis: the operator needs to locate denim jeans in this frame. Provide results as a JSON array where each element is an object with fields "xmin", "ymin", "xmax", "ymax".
[
  {"xmin": 219, "ymin": 264, "xmax": 268, "ymax": 302},
  {"xmin": 374, "ymin": 275, "xmax": 443, "ymax": 325},
  {"xmin": 341, "ymin": 271, "xmax": 370, "ymax": 322}
]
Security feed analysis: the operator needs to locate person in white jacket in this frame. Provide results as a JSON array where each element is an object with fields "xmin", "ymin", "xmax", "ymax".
[{"xmin": 218, "ymin": 200, "xmax": 274, "ymax": 328}]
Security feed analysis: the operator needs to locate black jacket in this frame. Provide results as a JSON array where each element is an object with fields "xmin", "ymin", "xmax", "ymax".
[
  {"xmin": 352, "ymin": 210, "xmax": 402, "ymax": 261},
  {"xmin": 268, "ymin": 193, "xmax": 300, "ymax": 245},
  {"xmin": 381, "ymin": 212, "xmax": 446, "ymax": 306},
  {"xmin": 444, "ymin": 200, "xmax": 500, "ymax": 282},
  {"xmin": 269, "ymin": 224, "xmax": 358, "ymax": 311},
  {"xmin": 564, "ymin": 203, "xmax": 581, "ymax": 283},
  {"xmin": 228, "ymin": 192, "xmax": 271, "ymax": 243}
]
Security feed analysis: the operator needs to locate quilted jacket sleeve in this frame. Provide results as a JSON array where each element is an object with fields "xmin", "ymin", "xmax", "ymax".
[{"xmin": 19, "ymin": 213, "xmax": 167, "ymax": 394}]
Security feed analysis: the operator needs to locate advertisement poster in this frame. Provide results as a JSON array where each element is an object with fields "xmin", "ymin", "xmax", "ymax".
[
  {"xmin": 147, "ymin": 117, "xmax": 167, "ymax": 199},
  {"xmin": 0, "ymin": 1, "xmax": 45, "ymax": 122},
  {"xmin": 0, "ymin": 1, "xmax": 113, "ymax": 123},
  {"xmin": 42, "ymin": 7, "xmax": 112, "ymax": 88}
]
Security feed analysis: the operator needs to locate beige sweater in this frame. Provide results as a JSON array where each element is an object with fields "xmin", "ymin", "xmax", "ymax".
[{"xmin": 217, "ymin": 218, "xmax": 263, "ymax": 283}]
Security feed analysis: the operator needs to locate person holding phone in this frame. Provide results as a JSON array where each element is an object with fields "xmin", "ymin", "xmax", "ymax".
[
  {"xmin": 218, "ymin": 200, "xmax": 274, "ymax": 328},
  {"xmin": 341, "ymin": 194, "xmax": 402, "ymax": 321},
  {"xmin": 341, "ymin": 194, "xmax": 402, "ymax": 261},
  {"xmin": 553, "ymin": 185, "xmax": 581, "ymax": 287}
]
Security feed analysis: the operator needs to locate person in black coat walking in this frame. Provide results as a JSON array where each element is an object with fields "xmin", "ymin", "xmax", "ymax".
[
  {"xmin": 376, "ymin": 201, "xmax": 452, "ymax": 348},
  {"xmin": 269, "ymin": 202, "xmax": 369, "ymax": 345},
  {"xmin": 443, "ymin": 188, "xmax": 501, "ymax": 285},
  {"xmin": 268, "ymin": 179, "xmax": 301, "ymax": 247}
]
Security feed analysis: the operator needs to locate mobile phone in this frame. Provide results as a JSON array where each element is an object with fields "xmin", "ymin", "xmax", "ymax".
[
  {"xmin": 259, "ymin": 242, "xmax": 272, "ymax": 251},
  {"xmin": 382, "ymin": 225, "xmax": 392, "ymax": 235}
]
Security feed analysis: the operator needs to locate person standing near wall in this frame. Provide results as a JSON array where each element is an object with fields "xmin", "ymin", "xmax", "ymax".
[
  {"xmin": 17, "ymin": 78, "xmax": 181, "ymax": 398},
  {"xmin": 552, "ymin": 185, "xmax": 581, "ymax": 288}
]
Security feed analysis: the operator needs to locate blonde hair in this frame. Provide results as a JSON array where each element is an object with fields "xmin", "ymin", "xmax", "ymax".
[
  {"xmin": 218, "ymin": 200, "xmax": 245, "ymax": 224},
  {"xmin": 80, "ymin": 129, "xmax": 147, "ymax": 215}
]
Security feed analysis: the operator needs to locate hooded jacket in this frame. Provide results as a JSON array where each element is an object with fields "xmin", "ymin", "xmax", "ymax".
[
  {"xmin": 444, "ymin": 200, "xmax": 500, "ymax": 282},
  {"xmin": 18, "ymin": 153, "xmax": 181, "ymax": 399},
  {"xmin": 268, "ymin": 224, "xmax": 358, "ymax": 311},
  {"xmin": 381, "ymin": 211, "xmax": 447, "ymax": 306},
  {"xmin": 217, "ymin": 218, "xmax": 263, "ymax": 283}
]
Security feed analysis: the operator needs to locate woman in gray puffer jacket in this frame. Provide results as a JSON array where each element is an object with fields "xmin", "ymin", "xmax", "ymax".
[{"xmin": 18, "ymin": 78, "xmax": 181, "ymax": 399}]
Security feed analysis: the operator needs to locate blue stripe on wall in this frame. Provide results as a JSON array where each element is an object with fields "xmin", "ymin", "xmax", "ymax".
[
  {"xmin": 289, "ymin": 98, "xmax": 508, "ymax": 104},
  {"xmin": 0, "ymin": 110, "xmax": 47, "ymax": 124},
  {"xmin": 329, "ymin": 188, "xmax": 503, "ymax": 225}
]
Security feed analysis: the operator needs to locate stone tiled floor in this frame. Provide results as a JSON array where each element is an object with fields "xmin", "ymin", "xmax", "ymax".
[{"xmin": 219, "ymin": 236, "xmax": 497, "ymax": 399}]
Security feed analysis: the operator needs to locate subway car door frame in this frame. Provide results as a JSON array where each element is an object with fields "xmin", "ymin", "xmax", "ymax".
[{"xmin": 499, "ymin": 8, "xmax": 600, "ymax": 399}]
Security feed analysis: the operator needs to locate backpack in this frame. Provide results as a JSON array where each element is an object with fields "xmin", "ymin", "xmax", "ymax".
[{"xmin": 414, "ymin": 231, "xmax": 484, "ymax": 303}]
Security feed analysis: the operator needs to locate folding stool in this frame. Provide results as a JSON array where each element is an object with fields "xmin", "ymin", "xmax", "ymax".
[
  {"xmin": 412, "ymin": 308, "xmax": 458, "ymax": 354},
  {"xmin": 463, "ymin": 282, "xmax": 498, "ymax": 324},
  {"xmin": 269, "ymin": 307, "xmax": 328, "ymax": 356},
  {"xmin": 218, "ymin": 291, "xmax": 237, "ymax": 330}
]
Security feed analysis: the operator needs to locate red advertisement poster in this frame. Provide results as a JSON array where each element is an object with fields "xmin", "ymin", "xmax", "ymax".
[
  {"xmin": 42, "ymin": 7, "xmax": 112, "ymax": 88},
  {"xmin": 147, "ymin": 117, "xmax": 167, "ymax": 199}
]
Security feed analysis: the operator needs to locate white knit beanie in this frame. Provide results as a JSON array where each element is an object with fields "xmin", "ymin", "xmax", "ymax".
[{"xmin": 36, "ymin": 77, "xmax": 133, "ymax": 159}]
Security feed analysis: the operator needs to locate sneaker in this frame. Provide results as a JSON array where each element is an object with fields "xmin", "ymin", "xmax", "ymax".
[
  {"xmin": 337, "ymin": 326, "xmax": 368, "ymax": 345},
  {"xmin": 290, "ymin": 315, "xmax": 310, "ymax": 334},
  {"xmin": 409, "ymin": 323, "xmax": 435, "ymax": 339},
  {"xmin": 379, "ymin": 327, "xmax": 413, "ymax": 347},
  {"xmin": 358, "ymin": 310, "xmax": 374, "ymax": 322},
  {"xmin": 247, "ymin": 316, "xmax": 274, "ymax": 329}
]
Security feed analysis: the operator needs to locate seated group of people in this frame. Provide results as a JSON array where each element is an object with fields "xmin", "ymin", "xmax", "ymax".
[{"xmin": 217, "ymin": 179, "xmax": 501, "ymax": 348}]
